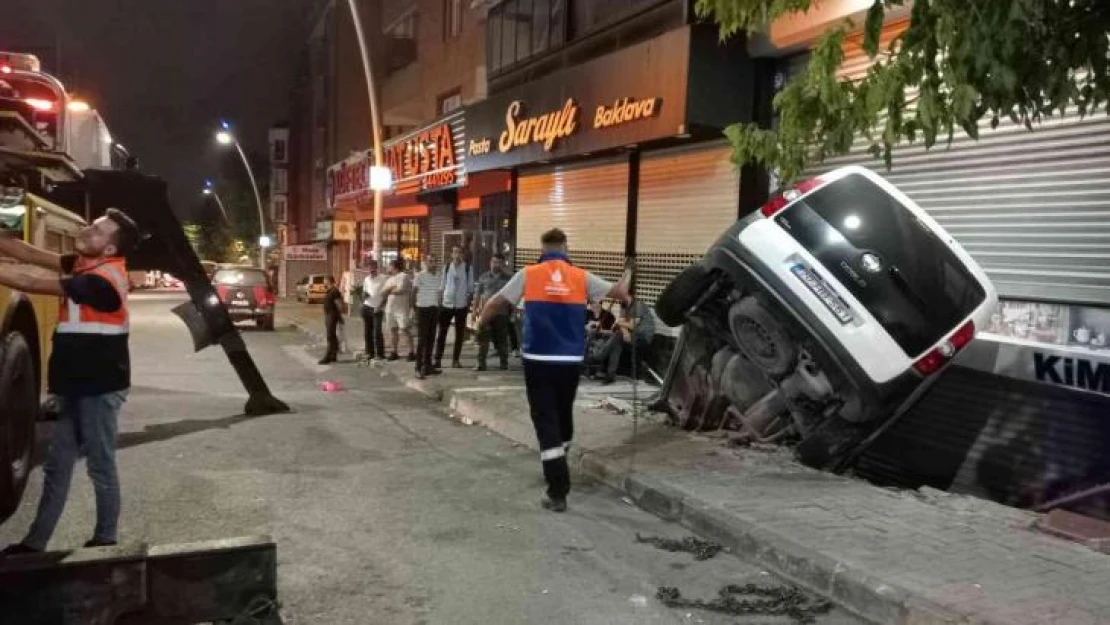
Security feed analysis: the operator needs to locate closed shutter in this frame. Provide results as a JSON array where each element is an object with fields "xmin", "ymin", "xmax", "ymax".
[
  {"xmin": 797, "ymin": 20, "xmax": 1110, "ymax": 306},
  {"xmin": 636, "ymin": 143, "xmax": 740, "ymax": 303},
  {"xmin": 428, "ymin": 203, "xmax": 453, "ymax": 261},
  {"xmin": 516, "ymin": 159, "xmax": 629, "ymax": 280}
]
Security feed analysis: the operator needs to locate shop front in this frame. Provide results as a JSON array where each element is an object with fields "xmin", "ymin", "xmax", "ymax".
[
  {"xmin": 463, "ymin": 24, "xmax": 759, "ymax": 297},
  {"xmin": 775, "ymin": 18, "xmax": 1110, "ymax": 517}
]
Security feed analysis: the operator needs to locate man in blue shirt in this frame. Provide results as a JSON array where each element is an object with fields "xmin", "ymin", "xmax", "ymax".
[{"xmin": 435, "ymin": 245, "xmax": 473, "ymax": 369}]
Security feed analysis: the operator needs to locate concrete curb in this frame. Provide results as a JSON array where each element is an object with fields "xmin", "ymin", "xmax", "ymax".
[{"xmin": 288, "ymin": 318, "xmax": 981, "ymax": 625}]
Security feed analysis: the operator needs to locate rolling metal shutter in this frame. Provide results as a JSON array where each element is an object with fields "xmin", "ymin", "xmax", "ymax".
[
  {"xmin": 516, "ymin": 159, "xmax": 629, "ymax": 280},
  {"xmin": 429, "ymin": 203, "xmax": 453, "ymax": 262},
  {"xmin": 636, "ymin": 144, "xmax": 740, "ymax": 304},
  {"xmin": 798, "ymin": 21, "xmax": 1110, "ymax": 307}
]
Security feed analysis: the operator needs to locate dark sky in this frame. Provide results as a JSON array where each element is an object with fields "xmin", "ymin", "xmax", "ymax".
[{"xmin": 1, "ymin": 0, "xmax": 315, "ymax": 214}]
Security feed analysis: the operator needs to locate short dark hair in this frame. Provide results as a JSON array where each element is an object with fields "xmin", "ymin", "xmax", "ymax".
[
  {"xmin": 540, "ymin": 228, "xmax": 567, "ymax": 247},
  {"xmin": 105, "ymin": 208, "xmax": 139, "ymax": 256},
  {"xmin": 390, "ymin": 259, "xmax": 404, "ymax": 271},
  {"xmin": 492, "ymin": 253, "xmax": 505, "ymax": 261}
]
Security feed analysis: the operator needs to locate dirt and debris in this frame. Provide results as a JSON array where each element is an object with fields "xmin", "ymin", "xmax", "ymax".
[
  {"xmin": 656, "ymin": 583, "xmax": 833, "ymax": 624},
  {"xmin": 635, "ymin": 533, "xmax": 723, "ymax": 561}
]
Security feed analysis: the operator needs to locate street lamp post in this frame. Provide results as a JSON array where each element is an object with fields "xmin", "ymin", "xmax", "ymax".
[
  {"xmin": 202, "ymin": 180, "xmax": 231, "ymax": 225},
  {"xmin": 344, "ymin": 0, "xmax": 390, "ymax": 265},
  {"xmin": 216, "ymin": 122, "xmax": 268, "ymax": 268}
]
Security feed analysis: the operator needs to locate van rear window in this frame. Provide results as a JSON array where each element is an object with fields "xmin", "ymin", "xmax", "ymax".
[{"xmin": 775, "ymin": 173, "xmax": 985, "ymax": 356}]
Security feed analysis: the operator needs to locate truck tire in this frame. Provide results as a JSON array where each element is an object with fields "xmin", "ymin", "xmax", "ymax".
[
  {"xmin": 0, "ymin": 332, "xmax": 38, "ymax": 523},
  {"xmin": 654, "ymin": 264, "xmax": 714, "ymax": 327},
  {"xmin": 728, "ymin": 296, "xmax": 797, "ymax": 377}
]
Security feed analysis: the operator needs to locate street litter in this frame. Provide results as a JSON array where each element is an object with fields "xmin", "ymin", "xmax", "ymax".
[
  {"xmin": 319, "ymin": 380, "xmax": 344, "ymax": 392},
  {"xmin": 635, "ymin": 533, "xmax": 722, "ymax": 561},
  {"xmin": 628, "ymin": 595, "xmax": 648, "ymax": 608},
  {"xmin": 656, "ymin": 583, "xmax": 832, "ymax": 625}
]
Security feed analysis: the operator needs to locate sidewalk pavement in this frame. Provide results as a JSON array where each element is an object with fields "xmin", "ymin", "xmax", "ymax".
[{"xmin": 280, "ymin": 299, "xmax": 1110, "ymax": 625}]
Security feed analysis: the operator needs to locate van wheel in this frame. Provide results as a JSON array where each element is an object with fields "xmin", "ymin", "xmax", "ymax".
[
  {"xmin": 654, "ymin": 264, "xmax": 714, "ymax": 327},
  {"xmin": 728, "ymin": 296, "xmax": 797, "ymax": 376},
  {"xmin": 0, "ymin": 332, "xmax": 38, "ymax": 524}
]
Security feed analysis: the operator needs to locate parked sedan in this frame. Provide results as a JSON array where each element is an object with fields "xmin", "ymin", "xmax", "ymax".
[{"xmin": 213, "ymin": 266, "xmax": 277, "ymax": 330}]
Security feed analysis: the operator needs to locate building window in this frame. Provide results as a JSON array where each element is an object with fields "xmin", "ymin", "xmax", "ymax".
[
  {"xmin": 487, "ymin": 0, "xmax": 565, "ymax": 74},
  {"xmin": 272, "ymin": 168, "xmax": 288, "ymax": 195},
  {"xmin": 272, "ymin": 196, "xmax": 288, "ymax": 223},
  {"xmin": 444, "ymin": 0, "xmax": 463, "ymax": 39},
  {"xmin": 385, "ymin": 10, "xmax": 418, "ymax": 73},
  {"xmin": 271, "ymin": 138, "xmax": 287, "ymax": 164},
  {"xmin": 438, "ymin": 89, "xmax": 462, "ymax": 115}
]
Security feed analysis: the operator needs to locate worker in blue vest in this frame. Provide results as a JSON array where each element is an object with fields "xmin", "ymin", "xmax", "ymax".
[{"xmin": 478, "ymin": 228, "xmax": 629, "ymax": 512}]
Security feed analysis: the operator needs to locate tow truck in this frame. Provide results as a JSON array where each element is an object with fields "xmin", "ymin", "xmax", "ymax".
[{"xmin": 0, "ymin": 51, "xmax": 285, "ymax": 624}]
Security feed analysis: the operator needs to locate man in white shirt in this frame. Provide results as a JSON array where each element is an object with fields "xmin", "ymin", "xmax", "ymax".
[
  {"xmin": 360, "ymin": 261, "xmax": 388, "ymax": 361},
  {"xmin": 381, "ymin": 259, "xmax": 415, "ymax": 362},
  {"xmin": 412, "ymin": 254, "xmax": 443, "ymax": 378},
  {"xmin": 435, "ymin": 245, "xmax": 474, "ymax": 369}
]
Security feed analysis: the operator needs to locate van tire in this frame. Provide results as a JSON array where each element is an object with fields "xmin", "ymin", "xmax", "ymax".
[
  {"xmin": 0, "ymin": 332, "xmax": 38, "ymax": 523},
  {"xmin": 728, "ymin": 296, "xmax": 797, "ymax": 376},
  {"xmin": 655, "ymin": 264, "xmax": 714, "ymax": 327}
]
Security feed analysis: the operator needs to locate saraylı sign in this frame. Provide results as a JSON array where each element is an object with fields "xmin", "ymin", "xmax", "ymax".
[{"xmin": 481, "ymin": 95, "xmax": 663, "ymax": 156}]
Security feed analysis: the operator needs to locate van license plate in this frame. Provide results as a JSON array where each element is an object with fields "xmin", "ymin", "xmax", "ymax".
[
  {"xmin": 231, "ymin": 299, "xmax": 250, "ymax": 307},
  {"xmin": 790, "ymin": 264, "xmax": 853, "ymax": 324}
]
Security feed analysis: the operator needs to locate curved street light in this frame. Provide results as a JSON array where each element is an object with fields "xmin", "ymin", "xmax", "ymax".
[
  {"xmin": 201, "ymin": 179, "xmax": 231, "ymax": 225},
  {"xmin": 214, "ymin": 121, "xmax": 268, "ymax": 268}
]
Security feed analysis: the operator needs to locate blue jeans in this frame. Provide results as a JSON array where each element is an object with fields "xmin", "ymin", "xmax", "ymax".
[{"xmin": 23, "ymin": 391, "xmax": 127, "ymax": 550}]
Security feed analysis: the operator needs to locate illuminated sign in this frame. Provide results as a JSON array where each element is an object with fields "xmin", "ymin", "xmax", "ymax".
[
  {"xmin": 383, "ymin": 117, "xmax": 466, "ymax": 194},
  {"xmin": 593, "ymin": 97, "xmax": 661, "ymax": 129},
  {"xmin": 498, "ymin": 99, "xmax": 579, "ymax": 153},
  {"xmin": 326, "ymin": 154, "xmax": 372, "ymax": 210}
]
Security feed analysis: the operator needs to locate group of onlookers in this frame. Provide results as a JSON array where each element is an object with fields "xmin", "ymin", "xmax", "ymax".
[{"xmin": 336, "ymin": 246, "xmax": 520, "ymax": 378}]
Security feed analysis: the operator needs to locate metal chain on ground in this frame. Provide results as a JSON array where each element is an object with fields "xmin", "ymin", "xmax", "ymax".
[
  {"xmin": 656, "ymin": 583, "xmax": 833, "ymax": 625},
  {"xmin": 635, "ymin": 532, "xmax": 723, "ymax": 560},
  {"xmin": 220, "ymin": 595, "xmax": 281, "ymax": 625}
]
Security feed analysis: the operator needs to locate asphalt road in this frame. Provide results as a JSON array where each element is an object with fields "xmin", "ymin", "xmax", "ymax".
[{"xmin": 1, "ymin": 292, "xmax": 863, "ymax": 625}]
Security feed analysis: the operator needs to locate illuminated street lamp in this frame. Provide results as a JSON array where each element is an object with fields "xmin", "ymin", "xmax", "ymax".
[
  {"xmin": 214, "ymin": 121, "xmax": 267, "ymax": 268},
  {"xmin": 201, "ymin": 179, "xmax": 231, "ymax": 225}
]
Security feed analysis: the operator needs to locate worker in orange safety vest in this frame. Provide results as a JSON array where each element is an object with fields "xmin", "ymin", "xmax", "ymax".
[{"xmin": 0, "ymin": 208, "xmax": 141, "ymax": 556}]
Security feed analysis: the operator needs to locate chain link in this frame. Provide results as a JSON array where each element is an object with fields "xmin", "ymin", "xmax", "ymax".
[{"xmin": 656, "ymin": 583, "xmax": 833, "ymax": 624}]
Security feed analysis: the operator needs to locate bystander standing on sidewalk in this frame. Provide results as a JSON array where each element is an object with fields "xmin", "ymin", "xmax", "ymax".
[
  {"xmin": 478, "ymin": 228, "xmax": 629, "ymax": 512},
  {"xmin": 473, "ymin": 253, "xmax": 512, "ymax": 371},
  {"xmin": 360, "ymin": 261, "xmax": 388, "ymax": 362},
  {"xmin": 412, "ymin": 254, "xmax": 443, "ymax": 379},
  {"xmin": 319, "ymin": 275, "xmax": 343, "ymax": 364},
  {"xmin": 435, "ymin": 245, "xmax": 473, "ymax": 369},
  {"xmin": 382, "ymin": 259, "xmax": 416, "ymax": 362}
]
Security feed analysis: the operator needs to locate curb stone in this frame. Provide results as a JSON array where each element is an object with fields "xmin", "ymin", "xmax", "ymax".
[{"xmin": 287, "ymin": 317, "xmax": 990, "ymax": 625}]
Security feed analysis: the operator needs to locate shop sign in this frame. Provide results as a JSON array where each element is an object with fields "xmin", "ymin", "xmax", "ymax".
[
  {"xmin": 462, "ymin": 28, "xmax": 691, "ymax": 172},
  {"xmin": 383, "ymin": 112, "xmax": 467, "ymax": 194},
  {"xmin": 326, "ymin": 153, "xmax": 372, "ymax": 210},
  {"xmin": 333, "ymin": 220, "xmax": 356, "ymax": 242},
  {"xmin": 961, "ymin": 337, "xmax": 1110, "ymax": 398},
  {"xmin": 314, "ymin": 220, "xmax": 333, "ymax": 242},
  {"xmin": 284, "ymin": 244, "xmax": 327, "ymax": 261}
]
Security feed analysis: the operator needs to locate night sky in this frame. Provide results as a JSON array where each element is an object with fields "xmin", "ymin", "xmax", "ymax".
[{"xmin": 1, "ymin": 0, "xmax": 315, "ymax": 215}]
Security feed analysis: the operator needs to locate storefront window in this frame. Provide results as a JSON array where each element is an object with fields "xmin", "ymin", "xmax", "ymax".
[{"xmin": 983, "ymin": 298, "xmax": 1110, "ymax": 352}]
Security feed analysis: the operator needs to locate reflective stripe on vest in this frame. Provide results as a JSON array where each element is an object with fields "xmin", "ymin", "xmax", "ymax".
[
  {"xmin": 521, "ymin": 256, "xmax": 587, "ymax": 363},
  {"xmin": 57, "ymin": 257, "xmax": 130, "ymax": 336}
]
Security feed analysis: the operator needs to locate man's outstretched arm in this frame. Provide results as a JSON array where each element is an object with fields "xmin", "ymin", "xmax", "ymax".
[
  {"xmin": 477, "ymin": 294, "xmax": 509, "ymax": 329},
  {"xmin": 0, "ymin": 232, "xmax": 62, "ymax": 272},
  {"xmin": 0, "ymin": 264, "xmax": 64, "ymax": 296}
]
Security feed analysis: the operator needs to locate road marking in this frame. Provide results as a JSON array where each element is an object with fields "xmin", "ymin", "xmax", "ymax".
[{"xmin": 282, "ymin": 344, "xmax": 329, "ymax": 373}]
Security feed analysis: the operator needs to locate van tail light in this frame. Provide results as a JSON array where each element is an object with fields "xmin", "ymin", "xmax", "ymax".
[
  {"xmin": 253, "ymin": 286, "xmax": 275, "ymax": 308},
  {"xmin": 216, "ymin": 285, "xmax": 230, "ymax": 302},
  {"xmin": 759, "ymin": 176, "xmax": 825, "ymax": 218},
  {"xmin": 913, "ymin": 320, "xmax": 976, "ymax": 376}
]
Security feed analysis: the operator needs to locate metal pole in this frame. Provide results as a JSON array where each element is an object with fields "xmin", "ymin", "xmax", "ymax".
[
  {"xmin": 207, "ymin": 192, "xmax": 231, "ymax": 225},
  {"xmin": 232, "ymin": 140, "xmax": 268, "ymax": 268},
  {"xmin": 346, "ymin": 0, "xmax": 386, "ymax": 265}
]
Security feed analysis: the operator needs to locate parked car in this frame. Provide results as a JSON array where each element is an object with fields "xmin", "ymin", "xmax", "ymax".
[
  {"xmin": 213, "ymin": 266, "xmax": 276, "ymax": 330},
  {"xmin": 161, "ymin": 273, "xmax": 183, "ymax": 289},
  {"xmin": 295, "ymin": 274, "xmax": 328, "ymax": 304},
  {"xmin": 655, "ymin": 165, "xmax": 997, "ymax": 470}
]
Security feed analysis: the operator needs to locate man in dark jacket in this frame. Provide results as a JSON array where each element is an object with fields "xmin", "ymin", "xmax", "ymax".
[{"xmin": 319, "ymin": 275, "xmax": 343, "ymax": 364}]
